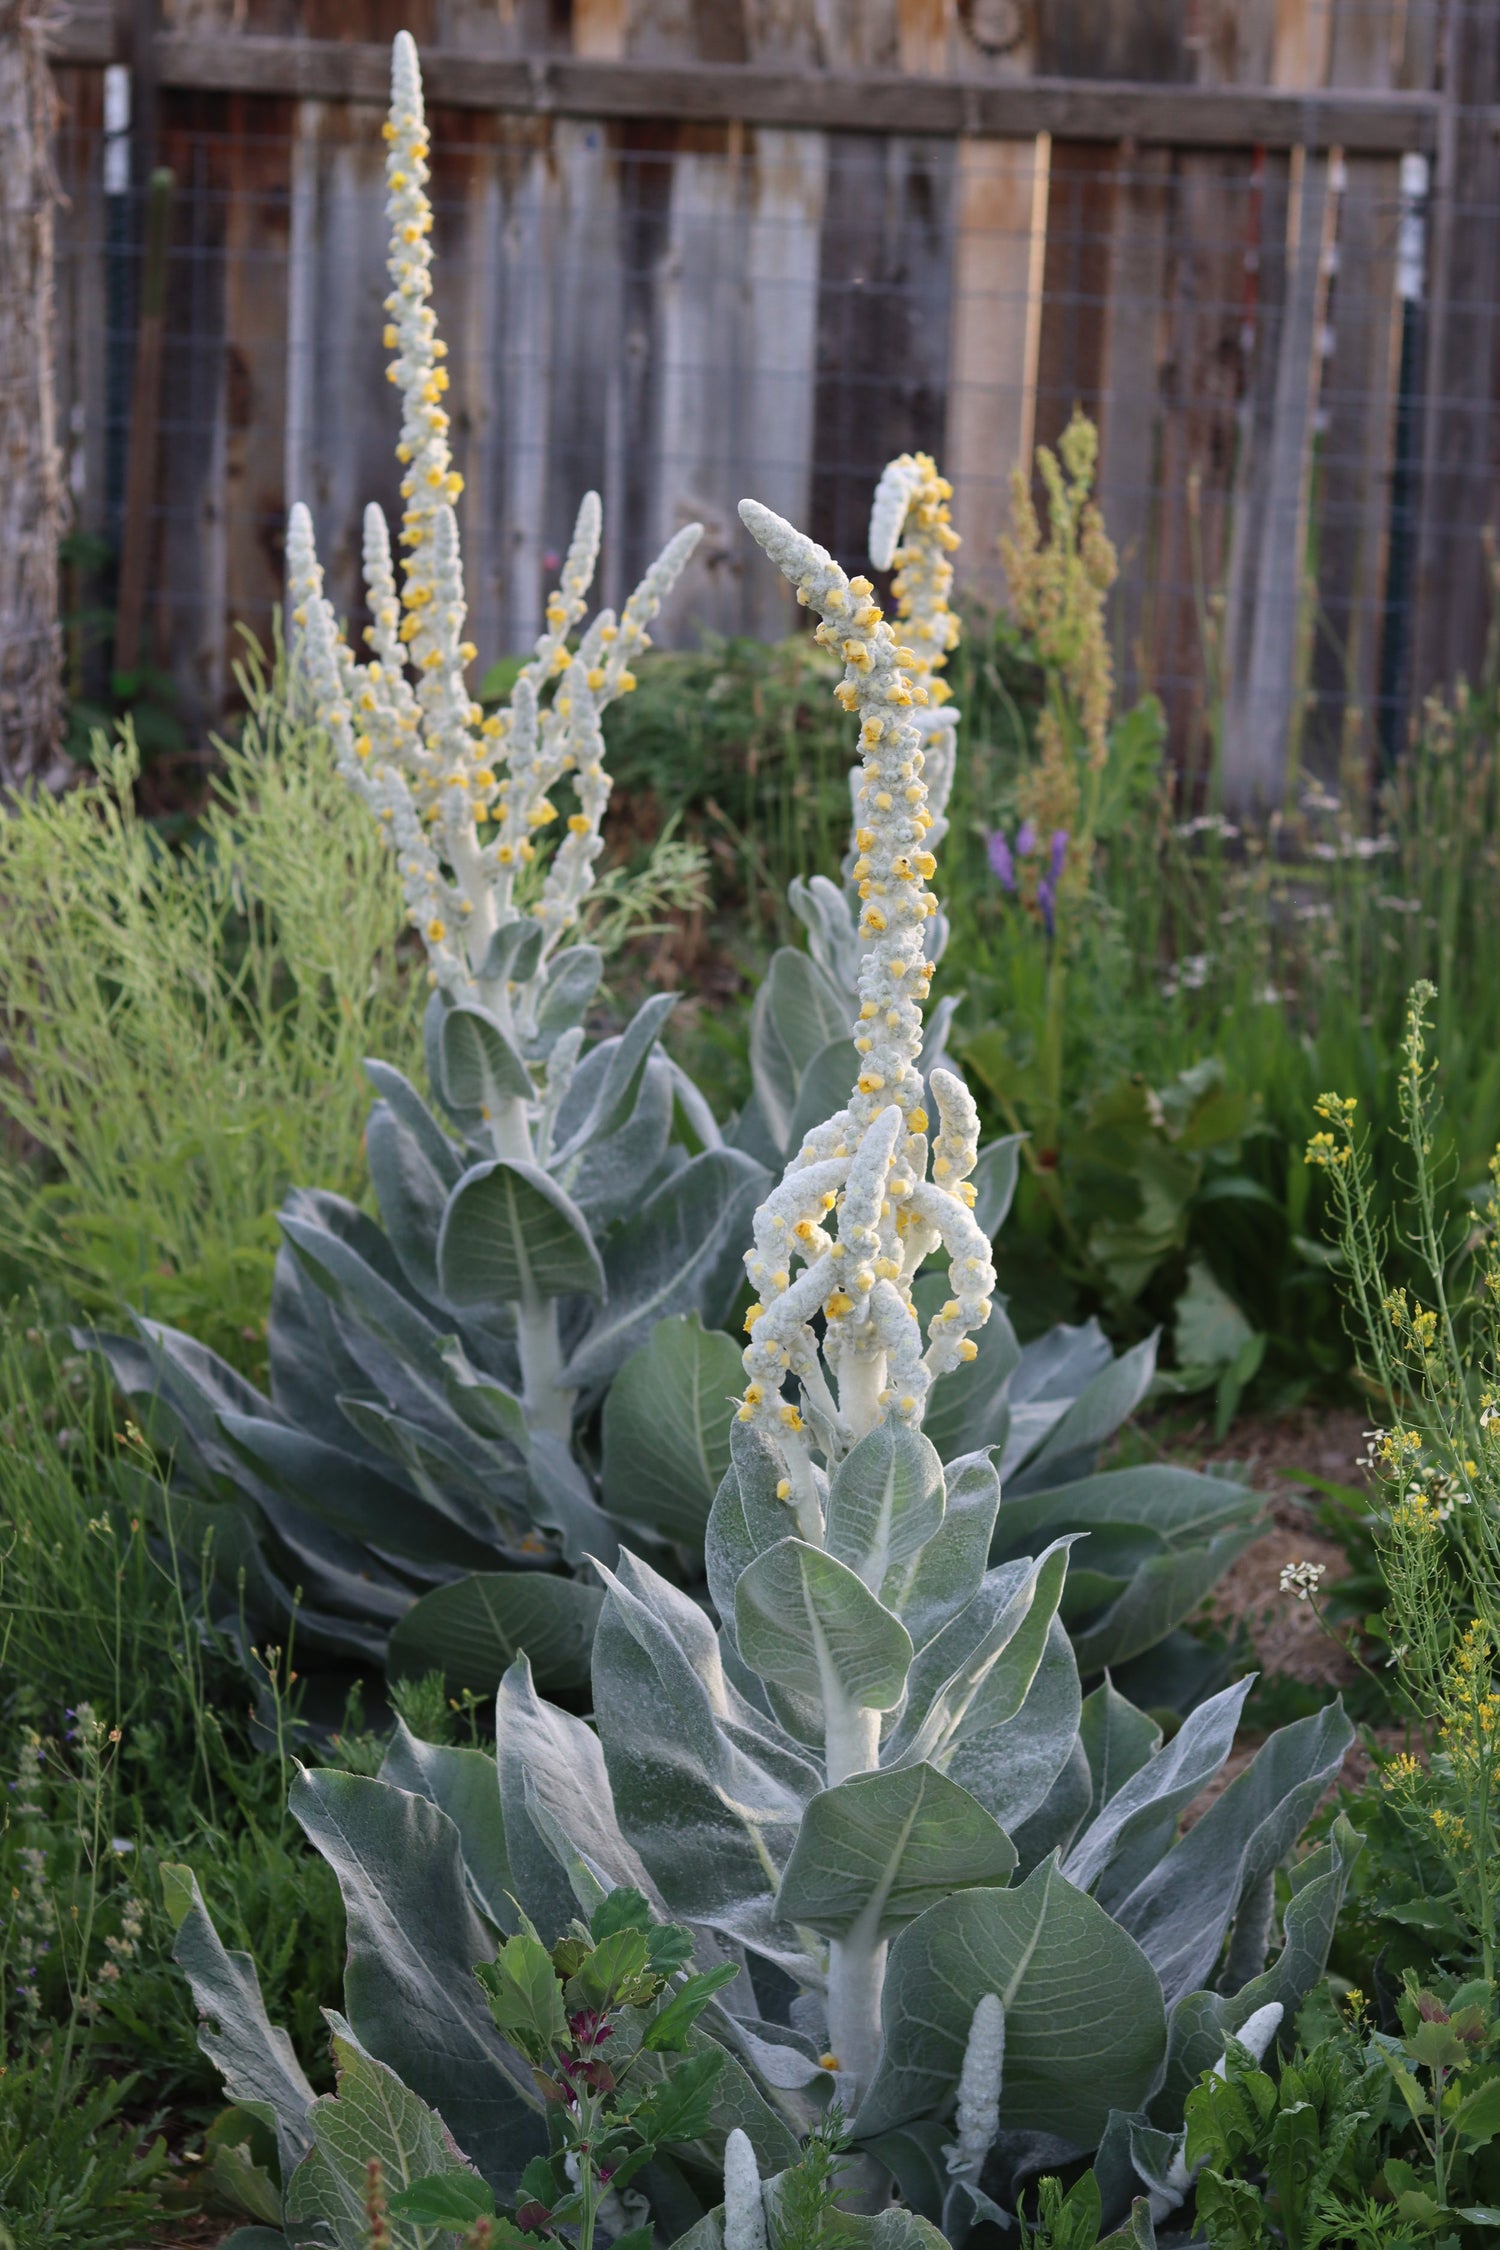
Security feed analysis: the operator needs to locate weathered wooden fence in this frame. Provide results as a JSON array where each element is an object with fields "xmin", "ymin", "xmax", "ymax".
[{"xmin": 45, "ymin": 0, "xmax": 1500, "ymax": 805}]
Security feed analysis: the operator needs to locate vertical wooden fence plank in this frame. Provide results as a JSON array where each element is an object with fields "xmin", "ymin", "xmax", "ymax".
[{"xmin": 1096, "ymin": 143, "xmax": 1171, "ymax": 702}]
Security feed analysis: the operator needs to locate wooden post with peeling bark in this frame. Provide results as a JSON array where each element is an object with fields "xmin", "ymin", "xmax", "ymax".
[{"xmin": 0, "ymin": 0, "xmax": 66, "ymax": 785}]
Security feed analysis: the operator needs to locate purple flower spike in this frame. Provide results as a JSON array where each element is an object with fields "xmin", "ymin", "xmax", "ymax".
[
  {"xmin": 1049, "ymin": 829, "xmax": 1069, "ymax": 881},
  {"xmin": 1016, "ymin": 819, "xmax": 1037, "ymax": 857},
  {"xmin": 987, "ymin": 831, "xmax": 1016, "ymax": 892},
  {"xmin": 1037, "ymin": 876, "xmax": 1056, "ymax": 938}
]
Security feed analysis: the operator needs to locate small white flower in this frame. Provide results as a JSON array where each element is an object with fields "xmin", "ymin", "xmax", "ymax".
[{"xmin": 1279, "ymin": 1559, "xmax": 1326, "ymax": 1602}]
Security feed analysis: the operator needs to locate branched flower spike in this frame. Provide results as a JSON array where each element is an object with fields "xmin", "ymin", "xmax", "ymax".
[
  {"xmin": 735, "ymin": 500, "xmax": 995, "ymax": 1511},
  {"xmin": 286, "ymin": 30, "xmax": 700, "ymax": 1023},
  {"xmin": 868, "ymin": 451, "xmax": 962, "ymax": 856}
]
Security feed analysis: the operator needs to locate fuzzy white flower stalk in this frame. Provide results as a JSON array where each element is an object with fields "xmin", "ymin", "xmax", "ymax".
[
  {"xmin": 943, "ymin": 1994, "xmax": 1005, "ymax": 2188},
  {"xmin": 722, "ymin": 2128, "xmax": 768, "ymax": 2250},
  {"xmin": 734, "ymin": 497, "xmax": 996, "ymax": 1543},
  {"xmin": 868, "ymin": 450, "xmax": 961, "ymax": 856},
  {"xmin": 285, "ymin": 31, "xmax": 701, "ymax": 1074}
]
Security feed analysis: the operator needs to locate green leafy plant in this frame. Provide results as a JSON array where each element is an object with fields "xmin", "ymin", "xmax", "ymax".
[
  {"xmin": 86, "ymin": 33, "xmax": 764, "ymax": 1703},
  {"xmin": 157, "ymin": 473, "xmax": 1358, "ymax": 2250},
  {"xmin": 0, "ymin": 645, "xmax": 424, "ymax": 1373},
  {"xmin": 1184, "ymin": 1982, "xmax": 1500, "ymax": 2247}
]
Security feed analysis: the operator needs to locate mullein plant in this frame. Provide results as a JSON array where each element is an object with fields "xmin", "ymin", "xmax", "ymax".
[
  {"xmin": 87, "ymin": 30, "xmax": 764, "ymax": 1706},
  {"xmin": 163, "ymin": 495, "xmax": 1361, "ymax": 2250}
]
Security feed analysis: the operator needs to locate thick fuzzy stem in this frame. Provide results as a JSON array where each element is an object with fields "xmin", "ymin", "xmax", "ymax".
[
  {"xmin": 823, "ymin": 1702, "xmax": 881, "ymax": 1789},
  {"xmin": 839, "ymin": 1349, "xmax": 888, "ymax": 1445},
  {"xmin": 517, "ymin": 1289, "xmax": 574, "ymax": 1440},
  {"xmin": 827, "ymin": 1904, "xmax": 888, "ymax": 2111}
]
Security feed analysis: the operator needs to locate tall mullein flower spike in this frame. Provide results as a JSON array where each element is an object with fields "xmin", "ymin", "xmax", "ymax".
[
  {"xmin": 286, "ymin": 31, "xmax": 700, "ymax": 1013},
  {"xmin": 944, "ymin": 1993, "xmax": 1005, "ymax": 2186},
  {"xmin": 735, "ymin": 500, "xmax": 994, "ymax": 1495},
  {"xmin": 868, "ymin": 450, "xmax": 961, "ymax": 856},
  {"xmin": 722, "ymin": 2129, "xmax": 768, "ymax": 2250}
]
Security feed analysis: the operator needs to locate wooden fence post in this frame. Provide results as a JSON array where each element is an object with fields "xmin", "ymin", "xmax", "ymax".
[{"xmin": 0, "ymin": 0, "xmax": 66, "ymax": 785}]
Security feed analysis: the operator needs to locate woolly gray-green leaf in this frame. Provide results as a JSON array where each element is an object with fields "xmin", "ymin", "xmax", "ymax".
[
  {"xmin": 969, "ymin": 1136, "xmax": 1024, "ymax": 1239},
  {"xmin": 555, "ymin": 993, "xmax": 677, "ymax": 1161},
  {"xmin": 378, "ymin": 1720, "xmax": 516, "ymax": 1932},
  {"xmin": 824, "ymin": 1423, "xmax": 945, "ymax": 1597},
  {"xmin": 886, "ymin": 1540, "xmax": 1073, "ymax": 1771},
  {"xmin": 437, "ymin": 1158, "xmax": 604, "ymax": 1306},
  {"xmin": 439, "ymin": 1005, "xmax": 536, "ymax": 1117},
  {"xmin": 1063, "ymin": 1676, "xmax": 1255, "ymax": 1907},
  {"xmin": 289, "ymin": 1768, "xmax": 544, "ymax": 2190},
  {"xmin": 920, "ymin": 1299, "xmax": 1022, "ymax": 1462},
  {"xmin": 735, "ymin": 1540, "xmax": 914, "ymax": 1712},
  {"xmin": 1109, "ymin": 1699, "xmax": 1354, "ymax": 2004},
  {"xmin": 567, "ymin": 1149, "xmax": 766, "ymax": 1391},
  {"xmin": 532, "ymin": 945, "xmax": 603, "ymax": 1050},
  {"xmin": 855, "ymin": 1858, "xmax": 1167, "ymax": 2144},
  {"xmin": 705, "ymin": 1423, "xmax": 802, "ymax": 1642},
  {"xmin": 592, "ymin": 1551, "xmax": 819, "ymax": 1949},
  {"xmin": 1078, "ymin": 1681, "xmax": 1163, "ymax": 1829},
  {"xmin": 214, "ymin": 1411, "xmax": 496, "ymax": 1573},
  {"xmin": 1070, "ymin": 1522, "xmax": 1265, "ymax": 1675},
  {"xmin": 777, "ymin": 1763, "xmax": 1016, "ymax": 1936},
  {"xmin": 366, "ymin": 1097, "xmax": 459, "ymax": 1302},
  {"xmin": 942, "ymin": 1613, "xmax": 1083, "ymax": 1841},
  {"xmin": 601, "ymin": 1314, "xmax": 743, "ymax": 1547},
  {"xmin": 496, "ymin": 1654, "xmax": 663, "ymax": 1939},
  {"xmin": 749, "ymin": 948, "xmax": 850, "ymax": 1151},
  {"xmin": 162, "ymin": 1863, "xmax": 315, "ymax": 2185},
  {"xmin": 880, "ymin": 1450, "xmax": 1000, "ymax": 1651},
  {"xmin": 282, "ymin": 2018, "xmax": 479, "ymax": 2249},
  {"xmin": 386, "ymin": 1571, "xmax": 602, "ymax": 1698},
  {"xmin": 1008, "ymin": 1335, "xmax": 1158, "ymax": 1491}
]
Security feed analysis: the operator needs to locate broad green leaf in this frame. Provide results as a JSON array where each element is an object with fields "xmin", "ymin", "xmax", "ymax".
[
  {"xmin": 567, "ymin": 1150, "xmax": 766, "ymax": 1391},
  {"xmin": 601, "ymin": 1315, "xmax": 743, "ymax": 1547},
  {"xmin": 496, "ymin": 1656, "xmax": 662, "ymax": 1940},
  {"xmin": 477, "ymin": 1933, "xmax": 569, "ymax": 2061},
  {"xmin": 824, "ymin": 1423, "xmax": 945, "ymax": 1596},
  {"xmin": 777, "ymin": 1764, "xmax": 1016, "ymax": 1937},
  {"xmin": 283, "ymin": 2019, "xmax": 480, "ymax": 2248},
  {"xmin": 439, "ymin": 1342, "xmax": 528, "ymax": 1454},
  {"xmin": 920, "ymin": 1298, "xmax": 1022, "ymax": 1462},
  {"xmin": 1078, "ymin": 1681, "xmax": 1162, "ymax": 1828},
  {"xmin": 1108, "ymin": 1701, "xmax": 1354, "ymax": 2005},
  {"xmin": 289, "ymin": 1768, "xmax": 545, "ymax": 2189},
  {"xmin": 440, "ymin": 1005, "xmax": 535, "ymax": 1115},
  {"xmin": 561, "ymin": 1056, "xmax": 674, "ymax": 1229},
  {"xmin": 386, "ymin": 2171, "xmax": 498, "ymax": 2228},
  {"xmin": 438, "ymin": 1159, "xmax": 604, "ymax": 1306},
  {"xmin": 641, "ymin": 1963, "xmax": 742, "ymax": 2051},
  {"xmin": 378, "ymin": 1720, "xmax": 516, "ymax": 1932},
  {"xmin": 527, "ymin": 1429, "xmax": 622, "ymax": 1568},
  {"xmin": 387, "ymin": 1572, "xmax": 602, "ymax": 1699},
  {"xmin": 634, "ymin": 2049, "xmax": 727, "ymax": 2148},
  {"xmin": 992, "ymin": 1466, "xmax": 1260, "ymax": 1563},
  {"xmin": 783, "ymin": 1037, "xmax": 863, "ymax": 1159},
  {"xmin": 163, "ymin": 1862, "xmax": 315, "ymax": 2184},
  {"xmin": 857, "ymin": 1859, "xmax": 1166, "ymax": 2147},
  {"xmin": 1012, "ymin": 1335, "xmax": 1159, "ymax": 1488},
  {"xmin": 735, "ymin": 1539, "xmax": 914, "ymax": 1711},
  {"xmin": 938, "ymin": 1616, "xmax": 1082, "ymax": 1844}
]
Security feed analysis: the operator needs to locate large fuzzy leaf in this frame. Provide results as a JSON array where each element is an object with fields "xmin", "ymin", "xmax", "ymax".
[
  {"xmin": 919, "ymin": 1301, "xmax": 1022, "ymax": 1463},
  {"xmin": 855, "ymin": 1858, "xmax": 1167, "ymax": 2144},
  {"xmin": 561, "ymin": 1055, "xmax": 675, "ymax": 1229},
  {"xmin": 439, "ymin": 1006, "xmax": 535, "ymax": 1118},
  {"xmin": 378, "ymin": 1722, "xmax": 515, "ymax": 1932},
  {"xmin": 495, "ymin": 1655, "xmax": 663, "ymax": 1938},
  {"xmin": 591, "ymin": 1552, "xmax": 819, "ymax": 1950},
  {"xmin": 1062, "ymin": 1677, "xmax": 1255, "ymax": 1907},
  {"xmin": 437, "ymin": 1159, "xmax": 604, "ymax": 1307},
  {"xmin": 386, "ymin": 1571, "xmax": 602, "ymax": 1699},
  {"xmin": 555, "ymin": 993, "xmax": 677, "ymax": 1159},
  {"xmin": 601, "ymin": 1314, "xmax": 744, "ymax": 1547},
  {"xmin": 705, "ymin": 1423, "xmax": 805, "ymax": 1648},
  {"xmin": 823, "ymin": 1424, "xmax": 946, "ymax": 1597},
  {"xmin": 1078, "ymin": 1681, "xmax": 1163, "ymax": 1829},
  {"xmin": 881, "ymin": 1451, "xmax": 1001, "ymax": 1652},
  {"xmin": 777, "ymin": 1764, "xmax": 1016, "ymax": 1937},
  {"xmin": 215, "ymin": 1412, "xmax": 495, "ymax": 1572},
  {"xmin": 1070, "ymin": 1523, "xmax": 1264, "ymax": 1675},
  {"xmin": 735, "ymin": 1540, "xmax": 914, "ymax": 1712},
  {"xmin": 289, "ymin": 1769, "xmax": 544, "ymax": 2192},
  {"xmin": 941, "ymin": 1613, "xmax": 1082, "ymax": 1842},
  {"xmin": 992, "ymin": 1467, "xmax": 1259, "ymax": 1562},
  {"xmin": 283, "ymin": 2019, "xmax": 479, "ymax": 2249},
  {"xmin": 1007, "ymin": 1335, "xmax": 1159, "ymax": 1493},
  {"xmin": 885, "ymin": 1541, "xmax": 1072, "ymax": 1772},
  {"xmin": 567, "ymin": 1149, "xmax": 766, "ymax": 1391},
  {"xmin": 1108, "ymin": 1700, "xmax": 1354, "ymax": 2004},
  {"xmin": 749, "ymin": 949, "xmax": 850, "ymax": 1151},
  {"xmin": 162, "ymin": 1864, "xmax": 316, "ymax": 2184}
]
